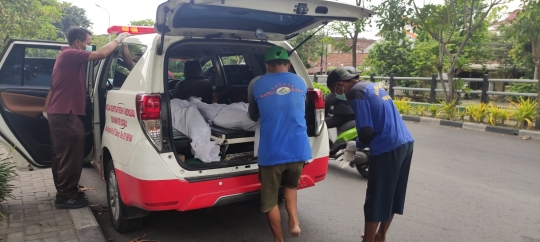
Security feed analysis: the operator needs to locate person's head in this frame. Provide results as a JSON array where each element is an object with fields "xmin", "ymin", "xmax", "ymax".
[
  {"xmin": 344, "ymin": 66, "xmax": 358, "ymax": 75},
  {"xmin": 264, "ymin": 46, "xmax": 290, "ymax": 73},
  {"xmin": 327, "ymin": 67, "xmax": 360, "ymax": 100},
  {"xmin": 67, "ymin": 27, "xmax": 93, "ymax": 51},
  {"xmin": 327, "ymin": 66, "xmax": 358, "ymax": 92}
]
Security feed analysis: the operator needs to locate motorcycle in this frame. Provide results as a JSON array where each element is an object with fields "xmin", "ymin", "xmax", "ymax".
[{"xmin": 328, "ymin": 120, "xmax": 370, "ymax": 178}]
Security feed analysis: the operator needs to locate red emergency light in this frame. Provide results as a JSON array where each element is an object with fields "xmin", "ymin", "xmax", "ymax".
[{"xmin": 107, "ymin": 26, "xmax": 156, "ymax": 35}]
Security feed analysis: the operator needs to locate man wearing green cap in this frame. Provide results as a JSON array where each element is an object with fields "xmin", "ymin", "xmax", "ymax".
[{"xmin": 248, "ymin": 45, "xmax": 312, "ymax": 242}]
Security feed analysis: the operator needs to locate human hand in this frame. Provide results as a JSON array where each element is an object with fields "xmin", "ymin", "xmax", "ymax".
[
  {"xmin": 336, "ymin": 141, "xmax": 358, "ymax": 168},
  {"xmin": 345, "ymin": 141, "xmax": 357, "ymax": 151},
  {"xmin": 115, "ymin": 32, "xmax": 130, "ymax": 43},
  {"xmin": 336, "ymin": 149, "xmax": 354, "ymax": 168}
]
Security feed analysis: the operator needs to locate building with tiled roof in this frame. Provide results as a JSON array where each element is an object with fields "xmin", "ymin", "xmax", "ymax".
[{"xmin": 307, "ymin": 37, "xmax": 376, "ymax": 74}]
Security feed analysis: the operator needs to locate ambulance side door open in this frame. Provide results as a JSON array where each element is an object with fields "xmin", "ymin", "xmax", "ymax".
[{"xmin": 0, "ymin": 40, "xmax": 94, "ymax": 169}]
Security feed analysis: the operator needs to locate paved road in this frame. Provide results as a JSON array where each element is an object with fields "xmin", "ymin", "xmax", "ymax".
[{"xmin": 79, "ymin": 122, "xmax": 540, "ymax": 242}]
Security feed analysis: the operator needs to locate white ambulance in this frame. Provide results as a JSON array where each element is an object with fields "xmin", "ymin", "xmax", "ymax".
[{"xmin": 0, "ymin": 0, "xmax": 373, "ymax": 232}]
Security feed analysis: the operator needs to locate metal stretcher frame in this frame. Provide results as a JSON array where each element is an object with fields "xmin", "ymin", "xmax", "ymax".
[
  {"xmin": 211, "ymin": 134, "xmax": 255, "ymax": 161},
  {"xmin": 211, "ymin": 135, "xmax": 255, "ymax": 145}
]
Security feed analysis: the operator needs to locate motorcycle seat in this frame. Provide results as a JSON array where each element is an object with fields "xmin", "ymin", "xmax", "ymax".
[{"xmin": 338, "ymin": 120, "xmax": 357, "ymax": 134}]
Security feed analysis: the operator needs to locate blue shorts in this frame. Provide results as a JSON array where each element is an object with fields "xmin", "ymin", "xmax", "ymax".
[{"xmin": 364, "ymin": 142, "xmax": 414, "ymax": 222}]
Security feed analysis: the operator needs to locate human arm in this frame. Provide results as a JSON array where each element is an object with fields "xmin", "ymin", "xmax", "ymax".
[
  {"xmin": 42, "ymin": 91, "xmax": 51, "ymax": 119},
  {"xmin": 324, "ymin": 93, "xmax": 338, "ymax": 115},
  {"xmin": 121, "ymin": 45, "xmax": 135, "ymax": 70},
  {"xmin": 44, "ymin": 91, "xmax": 50, "ymax": 112},
  {"xmin": 247, "ymin": 76, "xmax": 261, "ymax": 121},
  {"xmin": 87, "ymin": 33, "xmax": 130, "ymax": 61},
  {"xmin": 350, "ymin": 98, "xmax": 374, "ymax": 149}
]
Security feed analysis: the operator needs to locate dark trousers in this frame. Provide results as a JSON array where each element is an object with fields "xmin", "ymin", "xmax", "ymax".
[
  {"xmin": 48, "ymin": 114, "xmax": 85, "ymax": 199},
  {"xmin": 364, "ymin": 142, "xmax": 414, "ymax": 222}
]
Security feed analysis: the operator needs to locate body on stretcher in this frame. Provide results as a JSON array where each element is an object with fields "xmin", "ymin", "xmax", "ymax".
[{"xmin": 172, "ymin": 126, "xmax": 256, "ymax": 161}]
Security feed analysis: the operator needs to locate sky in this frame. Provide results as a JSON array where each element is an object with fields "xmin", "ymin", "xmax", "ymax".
[{"xmin": 67, "ymin": 0, "xmax": 521, "ymax": 39}]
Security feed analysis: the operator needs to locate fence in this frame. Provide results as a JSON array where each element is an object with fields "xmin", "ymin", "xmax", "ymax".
[{"xmin": 310, "ymin": 74, "xmax": 538, "ymax": 104}]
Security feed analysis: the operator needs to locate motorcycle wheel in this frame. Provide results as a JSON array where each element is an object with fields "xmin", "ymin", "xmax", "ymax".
[
  {"xmin": 353, "ymin": 152, "xmax": 369, "ymax": 178},
  {"xmin": 356, "ymin": 163, "xmax": 369, "ymax": 178}
]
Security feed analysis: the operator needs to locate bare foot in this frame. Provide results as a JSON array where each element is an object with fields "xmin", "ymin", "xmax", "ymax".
[{"xmin": 288, "ymin": 224, "xmax": 301, "ymax": 237}]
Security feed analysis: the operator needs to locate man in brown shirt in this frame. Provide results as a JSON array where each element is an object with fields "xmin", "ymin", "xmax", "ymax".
[{"xmin": 45, "ymin": 27, "xmax": 129, "ymax": 209}]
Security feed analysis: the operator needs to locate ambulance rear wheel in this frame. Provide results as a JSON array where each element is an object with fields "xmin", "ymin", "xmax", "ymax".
[{"xmin": 106, "ymin": 161, "xmax": 146, "ymax": 233}]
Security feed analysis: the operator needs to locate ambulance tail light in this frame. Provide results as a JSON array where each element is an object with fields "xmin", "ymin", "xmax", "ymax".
[
  {"xmin": 136, "ymin": 94, "xmax": 162, "ymax": 151},
  {"xmin": 107, "ymin": 26, "xmax": 156, "ymax": 35},
  {"xmin": 308, "ymin": 89, "xmax": 325, "ymax": 137}
]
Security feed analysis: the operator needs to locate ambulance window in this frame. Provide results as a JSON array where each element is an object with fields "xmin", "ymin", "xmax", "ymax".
[
  {"xmin": 221, "ymin": 55, "xmax": 245, "ymax": 65},
  {"xmin": 201, "ymin": 59, "xmax": 213, "ymax": 74},
  {"xmin": 168, "ymin": 58, "xmax": 190, "ymax": 80},
  {"xmin": 220, "ymin": 54, "xmax": 254, "ymax": 86},
  {"xmin": 109, "ymin": 44, "xmax": 147, "ymax": 89},
  {"xmin": 0, "ymin": 45, "xmax": 60, "ymax": 86}
]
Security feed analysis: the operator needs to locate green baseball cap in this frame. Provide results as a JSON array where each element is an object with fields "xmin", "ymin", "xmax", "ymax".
[{"xmin": 265, "ymin": 46, "xmax": 289, "ymax": 62}]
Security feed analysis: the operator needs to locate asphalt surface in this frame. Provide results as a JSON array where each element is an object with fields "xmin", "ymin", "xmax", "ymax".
[{"xmin": 79, "ymin": 122, "xmax": 540, "ymax": 242}]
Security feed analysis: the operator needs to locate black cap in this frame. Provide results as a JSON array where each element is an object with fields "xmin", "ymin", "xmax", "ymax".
[
  {"xmin": 327, "ymin": 67, "xmax": 359, "ymax": 85},
  {"xmin": 344, "ymin": 66, "xmax": 358, "ymax": 75}
]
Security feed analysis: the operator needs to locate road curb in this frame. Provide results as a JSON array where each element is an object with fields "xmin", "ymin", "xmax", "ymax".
[
  {"xmin": 440, "ymin": 120, "xmax": 464, "ymax": 128},
  {"xmin": 401, "ymin": 116, "xmax": 540, "ymax": 139},
  {"xmin": 69, "ymin": 206, "xmax": 106, "ymax": 242},
  {"xmin": 485, "ymin": 126, "xmax": 519, "ymax": 135},
  {"xmin": 462, "ymin": 122, "xmax": 487, "ymax": 131},
  {"xmin": 419, "ymin": 117, "xmax": 441, "ymax": 125},
  {"xmin": 402, "ymin": 115, "xmax": 420, "ymax": 122}
]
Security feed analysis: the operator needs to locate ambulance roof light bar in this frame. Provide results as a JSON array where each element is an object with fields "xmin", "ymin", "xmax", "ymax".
[{"xmin": 107, "ymin": 26, "xmax": 156, "ymax": 35}]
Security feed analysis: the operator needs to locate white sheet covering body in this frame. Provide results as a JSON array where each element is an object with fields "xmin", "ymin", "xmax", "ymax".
[
  {"xmin": 188, "ymin": 98, "xmax": 227, "ymax": 123},
  {"xmin": 213, "ymin": 102, "xmax": 258, "ymax": 132},
  {"xmin": 188, "ymin": 97, "xmax": 257, "ymax": 131},
  {"xmin": 170, "ymin": 99, "xmax": 221, "ymax": 163}
]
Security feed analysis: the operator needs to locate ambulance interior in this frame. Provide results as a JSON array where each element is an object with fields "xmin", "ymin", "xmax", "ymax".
[{"xmin": 164, "ymin": 41, "xmax": 319, "ymax": 169}]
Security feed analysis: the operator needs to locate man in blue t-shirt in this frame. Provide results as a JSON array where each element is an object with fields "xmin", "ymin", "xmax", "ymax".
[
  {"xmin": 328, "ymin": 68, "xmax": 414, "ymax": 242},
  {"xmin": 248, "ymin": 45, "xmax": 312, "ymax": 242}
]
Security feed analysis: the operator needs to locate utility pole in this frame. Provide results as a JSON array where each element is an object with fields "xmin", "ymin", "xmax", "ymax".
[
  {"xmin": 320, "ymin": 40, "xmax": 323, "ymax": 74},
  {"xmin": 325, "ymin": 28, "xmax": 329, "ymax": 74},
  {"xmin": 95, "ymin": 4, "xmax": 112, "ymax": 41}
]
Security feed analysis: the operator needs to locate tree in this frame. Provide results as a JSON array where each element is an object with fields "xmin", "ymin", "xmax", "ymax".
[
  {"xmin": 55, "ymin": 3, "xmax": 92, "ymax": 38},
  {"xmin": 288, "ymin": 29, "xmax": 326, "ymax": 69},
  {"xmin": 0, "ymin": 0, "xmax": 62, "ymax": 49},
  {"xmin": 410, "ymin": 38, "xmax": 441, "ymax": 77},
  {"xmin": 501, "ymin": 0, "xmax": 540, "ymax": 129},
  {"xmin": 490, "ymin": 30, "xmax": 528, "ymax": 79},
  {"xmin": 506, "ymin": 39, "xmax": 536, "ymax": 78},
  {"xmin": 129, "ymin": 19, "xmax": 155, "ymax": 26},
  {"xmin": 330, "ymin": 19, "xmax": 369, "ymax": 67},
  {"xmin": 92, "ymin": 34, "xmax": 112, "ymax": 49},
  {"xmin": 364, "ymin": 37, "xmax": 414, "ymax": 76},
  {"xmin": 374, "ymin": 0, "xmax": 507, "ymax": 103}
]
